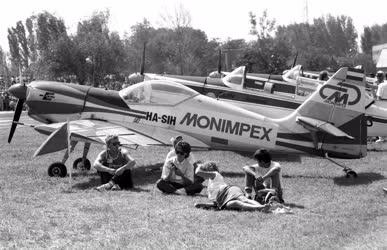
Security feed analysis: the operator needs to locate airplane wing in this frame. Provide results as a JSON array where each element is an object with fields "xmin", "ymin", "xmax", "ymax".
[
  {"xmin": 296, "ymin": 116, "xmax": 354, "ymax": 139},
  {"xmin": 33, "ymin": 119, "xmax": 210, "ymax": 157}
]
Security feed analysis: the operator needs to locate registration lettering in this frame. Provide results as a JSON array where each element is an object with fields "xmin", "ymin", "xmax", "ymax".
[
  {"xmin": 146, "ymin": 112, "xmax": 176, "ymax": 126},
  {"xmin": 180, "ymin": 112, "xmax": 272, "ymax": 141}
]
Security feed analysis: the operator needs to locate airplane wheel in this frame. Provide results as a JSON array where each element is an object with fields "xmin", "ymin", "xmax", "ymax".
[
  {"xmin": 73, "ymin": 158, "xmax": 91, "ymax": 171},
  {"xmin": 48, "ymin": 162, "xmax": 67, "ymax": 177},
  {"xmin": 345, "ymin": 170, "xmax": 358, "ymax": 178}
]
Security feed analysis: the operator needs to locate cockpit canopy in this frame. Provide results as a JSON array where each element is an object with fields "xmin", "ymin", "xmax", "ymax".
[
  {"xmin": 119, "ymin": 80, "xmax": 199, "ymax": 105},
  {"xmin": 222, "ymin": 66, "xmax": 246, "ymax": 90}
]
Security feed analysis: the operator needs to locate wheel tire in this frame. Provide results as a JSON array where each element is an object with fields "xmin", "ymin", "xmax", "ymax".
[
  {"xmin": 73, "ymin": 158, "xmax": 91, "ymax": 171},
  {"xmin": 346, "ymin": 170, "xmax": 358, "ymax": 178},
  {"xmin": 48, "ymin": 162, "xmax": 67, "ymax": 177}
]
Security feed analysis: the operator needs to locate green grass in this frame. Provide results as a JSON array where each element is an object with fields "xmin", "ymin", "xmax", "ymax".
[{"xmin": 0, "ymin": 126, "xmax": 386, "ymax": 249}]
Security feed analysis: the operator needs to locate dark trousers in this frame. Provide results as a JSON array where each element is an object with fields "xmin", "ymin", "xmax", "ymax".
[
  {"xmin": 245, "ymin": 172, "xmax": 284, "ymax": 203},
  {"xmin": 98, "ymin": 169, "xmax": 134, "ymax": 189},
  {"xmin": 156, "ymin": 178, "xmax": 204, "ymax": 195}
]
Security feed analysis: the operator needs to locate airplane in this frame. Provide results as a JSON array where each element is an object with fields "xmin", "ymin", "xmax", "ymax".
[
  {"xmin": 7, "ymin": 67, "xmax": 367, "ymax": 179},
  {"xmin": 139, "ymin": 65, "xmax": 387, "ymax": 139}
]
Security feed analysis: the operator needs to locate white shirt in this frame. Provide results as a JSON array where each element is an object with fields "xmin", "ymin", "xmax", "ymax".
[
  {"xmin": 161, "ymin": 156, "xmax": 195, "ymax": 184},
  {"xmin": 376, "ymin": 81, "xmax": 387, "ymax": 100},
  {"xmin": 207, "ymin": 172, "xmax": 227, "ymax": 201}
]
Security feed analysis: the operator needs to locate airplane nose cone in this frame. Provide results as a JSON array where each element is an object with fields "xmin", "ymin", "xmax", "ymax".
[{"xmin": 8, "ymin": 83, "xmax": 27, "ymax": 99}]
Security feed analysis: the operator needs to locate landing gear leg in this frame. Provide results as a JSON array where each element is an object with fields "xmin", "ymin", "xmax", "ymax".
[
  {"xmin": 47, "ymin": 141, "xmax": 77, "ymax": 177},
  {"xmin": 73, "ymin": 143, "xmax": 91, "ymax": 171},
  {"xmin": 325, "ymin": 153, "xmax": 358, "ymax": 178}
]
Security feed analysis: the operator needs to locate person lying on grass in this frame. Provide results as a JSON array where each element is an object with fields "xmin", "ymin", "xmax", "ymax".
[{"xmin": 194, "ymin": 161, "xmax": 269, "ymax": 211}]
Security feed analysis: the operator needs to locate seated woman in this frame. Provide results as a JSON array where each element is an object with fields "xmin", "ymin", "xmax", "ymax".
[{"xmin": 195, "ymin": 161, "xmax": 269, "ymax": 211}]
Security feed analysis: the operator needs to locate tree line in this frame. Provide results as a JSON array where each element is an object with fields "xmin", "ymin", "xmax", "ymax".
[{"xmin": 1, "ymin": 9, "xmax": 387, "ymax": 87}]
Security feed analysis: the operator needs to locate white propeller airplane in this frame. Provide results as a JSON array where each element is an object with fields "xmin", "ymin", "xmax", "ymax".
[
  {"xmin": 142, "ymin": 65, "xmax": 387, "ymax": 139},
  {"xmin": 8, "ymin": 67, "xmax": 366, "ymax": 178}
]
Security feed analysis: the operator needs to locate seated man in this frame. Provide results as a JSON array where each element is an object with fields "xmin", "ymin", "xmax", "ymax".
[
  {"xmin": 243, "ymin": 149, "xmax": 284, "ymax": 203},
  {"xmin": 94, "ymin": 135, "xmax": 136, "ymax": 191},
  {"xmin": 156, "ymin": 141, "xmax": 204, "ymax": 195}
]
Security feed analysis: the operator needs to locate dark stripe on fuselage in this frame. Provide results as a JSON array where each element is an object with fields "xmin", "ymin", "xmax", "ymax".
[
  {"xmin": 185, "ymin": 84, "xmax": 301, "ymax": 109},
  {"xmin": 349, "ymin": 68, "xmax": 364, "ymax": 74},
  {"xmin": 86, "ymin": 87, "xmax": 146, "ymax": 114},
  {"xmin": 370, "ymin": 116, "xmax": 387, "ymax": 124},
  {"xmin": 346, "ymin": 75, "xmax": 363, "ymax": 82},
  {"xmin": 82, "ymin": 106, "xmax": 146, "ymax": 118},
  {"xmin": 27, "ymin": 101, "xmax": 84, "ymax": 114}
]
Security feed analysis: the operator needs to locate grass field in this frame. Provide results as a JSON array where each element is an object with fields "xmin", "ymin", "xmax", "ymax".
[{"xmin": 0, "ymin": 126, "xmax": 386, "ymax": 249}]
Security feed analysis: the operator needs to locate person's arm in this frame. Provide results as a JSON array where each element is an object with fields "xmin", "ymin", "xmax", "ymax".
[
  {"xmin": 242, "ymin": 164, "xmax": 259, "ymax": 178},
  {"xmin": 258, "ymin": 164, "xmax": 281, "ymax": 182},
  {"xmin": 115, "ymin": 149, "xmax": 136, "ymax": 176},
  {"xmin": 174, "ymin": 165, "xmax": 193, "ymax": 185},
  {"xmin": 93, "ymin": 151, "xmax": 115, "ymax": 175},
  {"xmin": 161, "ymin": 160, "xmax": 174, "ymax": 181},
  {"xmin": 195, "ymin": 165, "xmax": 216, "ymax": 180}
]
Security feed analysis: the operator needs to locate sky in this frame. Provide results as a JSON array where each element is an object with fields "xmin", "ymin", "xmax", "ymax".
[{"xmin": 1, "ymin": 0, "xmax": 387, "ymax": 51}]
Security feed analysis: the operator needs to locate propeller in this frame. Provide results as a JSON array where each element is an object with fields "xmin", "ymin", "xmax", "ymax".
[
  {"xmin": 209, "ymin": 49, "xmax": 224, "ymax": 78},
  {"xmin": 140, "ymin": 42, "xmax": 146, "ymax": 75},
  {"xmin": 291, "ymin": 51, "xmax": 299, "ymax": 68},
  {"xmin": 217, "ymin": 48, "xmax": 222, "ymax": 74},
  {"xmin": 7, "ymin": 83, "xmax": 27, "ymax": 143},
  {"xmin": 128, "ymin": 42, "xmax": 146, "ymax": 84}
]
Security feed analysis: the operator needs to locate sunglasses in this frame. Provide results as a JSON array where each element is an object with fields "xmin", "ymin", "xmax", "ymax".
[
  {"xmin": 111, "ymin": 142, "xmax": 120, "ymax": 146},
  {"xmin": 175, "ymin": 151, "xmax": 185, "ymax": 155}
]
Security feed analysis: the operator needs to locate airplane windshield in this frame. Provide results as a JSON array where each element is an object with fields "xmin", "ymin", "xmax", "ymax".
[
  {"xmin": 222, "ymin": 66, "xmax": 245, "ymax": 89},
  {"xmin": 119, "ymin": 80, "xmax": 199, "ymax": 105}
]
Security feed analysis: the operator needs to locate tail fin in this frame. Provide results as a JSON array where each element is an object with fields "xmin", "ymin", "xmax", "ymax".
[{"xmin": 281, "ymin": 67, "xmax": 367, "ymax": 158}]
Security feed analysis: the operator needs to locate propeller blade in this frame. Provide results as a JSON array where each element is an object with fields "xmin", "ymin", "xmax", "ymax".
[
  {"xmin": 140, "ymin": 42, "xmax": 146, "ymax": 75},
  {"xmin": 292, "ymin": 51, "xmax": 299, "ymax": 68},
  {"xmin": 217, "ymin": 49, "xmax": 222, "ymax": 74},
  {"xmin": 8, "ymin": 98, "xmax": 25, "ymax": 143}
]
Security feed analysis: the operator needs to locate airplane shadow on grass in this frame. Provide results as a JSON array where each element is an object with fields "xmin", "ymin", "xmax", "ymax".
[
  {"xmin": 71, "ymin": 163, "xmax": 163, "ymax": 191},
  {"xmin": 235, "ymin": 151, "xmax": 302, "ymax": 162},
  {"xmin": 333, "ymin": 172, "xmax": 385, "ymax": 186}
]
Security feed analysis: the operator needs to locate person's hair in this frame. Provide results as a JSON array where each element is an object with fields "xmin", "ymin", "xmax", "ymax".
[
  {"xmin": 172, "ymin": 136, "xmax": 183, "ymax": 147},
  {"xmin": 105, "ymin": 135, "xmax": 119, "ymax": 145},
  {"xmin": 376, "ymin": 71, "xmax": 385, "ymax": 79},
  {"xmin": 201, "ymin": 161, "xmax": 219, "ymax": 172},
  {"xmin": 253, "ymin": 149, "xmax": 271, "ymax": 163},
  {"xmin": 318, "ymin": 70, "xmax": 329, "ymax": 81},
  {"xmin": 175, "ymin": 141, "xmax": 191, "ymax": 158}
]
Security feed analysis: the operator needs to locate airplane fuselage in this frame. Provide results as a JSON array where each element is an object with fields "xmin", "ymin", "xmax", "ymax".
[{"xmin": 149, "ymin": 75, "xmax": 387, "ymax": 137}]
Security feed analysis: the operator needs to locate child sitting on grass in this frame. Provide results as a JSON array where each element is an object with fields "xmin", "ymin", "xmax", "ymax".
[{"xmin": 194, "ymin": 161, "xmax": 269, "ymax": 211}]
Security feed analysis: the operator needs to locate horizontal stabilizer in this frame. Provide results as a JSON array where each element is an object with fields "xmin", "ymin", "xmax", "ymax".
[{"xmin": 296, "ymin": 116, "xmax": 354, "ymax": 139}]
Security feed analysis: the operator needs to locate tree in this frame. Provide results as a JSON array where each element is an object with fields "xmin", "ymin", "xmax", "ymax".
[
  {"xmin": 7, "ymin": 28, "xmax": 21, "ymax": 76},
  {"xmin": 15, "ymin": 21, "xmax": 29, "ymax": 69},
  {"xmin": 361, "ymin": 23, "xmax": 387, "ymax": 55},
  {"xmin": 74, "ymin": 10, "xmax": 126, "ymax": 86},
  {"xmin": 249, "ymin": 10, "xmax": 276, "ymax": 39}
]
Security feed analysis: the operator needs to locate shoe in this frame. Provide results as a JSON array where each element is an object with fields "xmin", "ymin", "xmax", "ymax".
[
  {"xmin": 111, "ymin": 184, "xmax": 121, "ymax": 191},
  {"xmin": 96, "ymin": 182, "xmax": 113, "ymax": 191}
]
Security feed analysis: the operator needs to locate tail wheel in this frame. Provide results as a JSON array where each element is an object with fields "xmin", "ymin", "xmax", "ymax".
[
  {"xmin": 48, "ymin": 162, "xmax": 67, "ymax": 177},
  {"xmin": 73, "ymin": 158, "xmax": 91, "ymax": 171}
]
